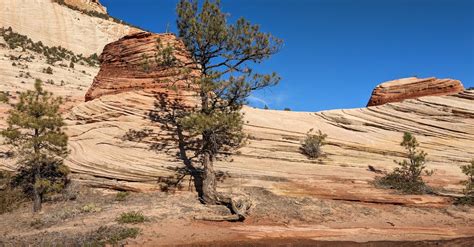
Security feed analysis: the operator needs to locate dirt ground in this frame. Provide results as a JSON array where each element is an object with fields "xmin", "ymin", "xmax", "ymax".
[{"xmin": 1, "ymin": 181, "xmax": 473, "ymax": 246}]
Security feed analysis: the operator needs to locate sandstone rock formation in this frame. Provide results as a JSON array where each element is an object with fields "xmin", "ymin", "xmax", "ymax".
[
  {"xmin": 52, "ymin": 89, "xmax": 474, "ymax": 204},
  {"xmin": 367, "ymin": 77, "xmax": 465, "ymax": 106},
  {"xmin": 63, "ymin": 0, "xmax": 107, "ymax": 14},
  {"xmin": 85, "ymin": 32, "xmax": 200, "ymax": 101},
  {"xmin": 0, "ymin": 0, "xmax": 139, "ymax": 55}
]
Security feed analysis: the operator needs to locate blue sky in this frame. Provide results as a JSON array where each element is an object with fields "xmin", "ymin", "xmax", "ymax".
[{"xmin": 102, "ymin": 0, "xmax": 474, "ymax": 111}]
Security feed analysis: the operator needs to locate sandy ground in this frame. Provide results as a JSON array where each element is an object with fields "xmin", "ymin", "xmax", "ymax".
[{"xmin": 1, "ymin": 182, "xmax": 473, "ymax": 246}]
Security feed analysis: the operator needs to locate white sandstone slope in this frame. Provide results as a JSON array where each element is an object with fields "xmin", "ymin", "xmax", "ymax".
[{"xmin": 0, "ymin": 0, "xmax": 139, "ymax": 55}]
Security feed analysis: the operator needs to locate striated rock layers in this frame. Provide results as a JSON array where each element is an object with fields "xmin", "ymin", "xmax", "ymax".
[
  {"xmin": 63, "ymin": 0, "xmax": 107, "ymax": 14},
  {"xmin": 367, "ymin": 77, "xmax": 465, "ymax": 106},
  {"xmin": 0, "ymin": 0, "xmax": 139, "ymax": 55},
  {"xmin": 85, "ymin": 32, "xmax": 200, "ymax": 101}
]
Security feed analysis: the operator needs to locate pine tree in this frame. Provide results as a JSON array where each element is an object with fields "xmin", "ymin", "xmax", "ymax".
[
  {"xmin": 1, "ymin": 81, "xmax": 69, "ymax": 212},
  {"xmin": 461, "ymin": 160, "xmax": 474, "ymax": 196},
  {"xmin": 175, "ymin": 0, "xmax": 282, "ymax": 219},
  {"xmin": 376, "ymin": 132, "xmax": 431, "ymax": 194}
]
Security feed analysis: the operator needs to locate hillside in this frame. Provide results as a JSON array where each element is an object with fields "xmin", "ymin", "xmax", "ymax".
[{"xmin": 0, "ymin": 0, "xmax": 139, "ymax": 56}]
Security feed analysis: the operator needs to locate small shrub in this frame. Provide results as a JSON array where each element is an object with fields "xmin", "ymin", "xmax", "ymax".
[
  {"xmin": 301, "ymin": 128, "xmax": 327, "ymax": 159},
  {"xmin": 461, "ymin": 160, "xmax": 474, "ymax": 195},
  {"xmin": 43, "ymin": 66, "xmax": 53, "ymax": 74},
  {"xmin": 375, "ymin": 132, "xmax": 432, "ymax": 194},
  {"xmin": 90, "ymin": 226, "xmax": 140, "ymax": 246},
  {"xmin": 263, "ymin": 105, "xmax": 269, "ymax": 110},
  {"xmin": 115, "ymin": 191, "xmax": 130, "ymax": 201},
  {"xmin": 69, "ymin": 61, "xmax": 74, "ymax": 68},
  {"xmin": 81, "ymin": 203, "xmax": 102, "ymax": 213},
  {"xmin": 284, "ymin": 107, "xmax": 291, "ymax": 111},
  {"xmin": 0, "ymin": 91, "xmax": 9, "ymax": 103},
  {"xmin": 116, "ymin": 211, "xmax": 146, "ymax": 224},
  {"xmin": 455, "ymin": 160, "xmax": 474, "ymax": 205},
  {"xmin": 0, "ymin": 171, "xmax": 26, "ymax": 214}
]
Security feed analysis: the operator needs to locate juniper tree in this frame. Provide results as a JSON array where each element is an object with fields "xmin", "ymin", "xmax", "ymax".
[
  {"xmin": 1, "ymin": 81, "xmax": 69, "ymax": 212},
  {"xmin": 174, "ymin": 0, "xmax": 282, "ymax": 216}
]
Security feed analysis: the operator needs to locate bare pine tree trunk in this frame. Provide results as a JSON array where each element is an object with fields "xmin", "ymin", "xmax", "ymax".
[
  {"xmin": 33, "ymin": 187, "xmax": 41, "ymax": 212},
  {"xmin": 201, "ymin": 152, "xmax": 219, "ymax": 204}
]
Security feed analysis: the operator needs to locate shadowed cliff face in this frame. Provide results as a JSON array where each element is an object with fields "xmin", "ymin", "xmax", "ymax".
[{"xmin": 367, "ymin": 77, "xmax": 465, "ymax": 106}]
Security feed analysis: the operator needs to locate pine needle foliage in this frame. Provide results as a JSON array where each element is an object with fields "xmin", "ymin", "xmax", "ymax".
[
  {"xmin": 173, "ymin": 0, "xmax": 282, "ymax": 205},
  {"xmin": 1, "ymin": 81, "xmax": 69, "ymax": 212},
  {"xmin": 375, "ymin": 132, "xmax": 432, "ymax": 194}
]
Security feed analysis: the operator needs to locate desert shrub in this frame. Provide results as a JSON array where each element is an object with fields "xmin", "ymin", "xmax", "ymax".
[
  {"xmin": 0, "ymin": 27, "xmax": 99, "ymax": 67},
  {"xmin": 69, "ymin": 61, "xmax": 74, "ymax": 68},
  {"xmin": 43, "ymin": 66, "xmax": 53, "ymax": 74},
  {"xmin": 0, "ymin": 91, "xmax": 9, "ymax": 103},
  {"xmin": 375, "ymin": 132, "xmax": 432, "ymax": 194},
  {"xmin": 116, "ymin": 211, "xmax": 146, "ymax": 224},
  {"xmin": 455, "ymin": 160, "xmax": 474, "ymax": 205},
  {"xmin": 115, "ymin": 191, "xmax": 130, "ymax": 201},
  {"xmin": 301, "ymin": 128, "xmax": 327, "ymax": 159},
  {"xmin": 81, "ymin": 226, "xmax": 140, "ymax": 246},
  {"xmin": 0, "ymin": 171, "xmax": 26, "ymax": 214},
  {"xmin": 284, "ymin": 107, "xmax": 291, "ymax": 111},
  {"xmin": 81, "ymin": 203, "xmax": 102, "ymax": 213}
]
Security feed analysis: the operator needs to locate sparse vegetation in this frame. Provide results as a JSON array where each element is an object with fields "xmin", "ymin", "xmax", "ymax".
[
  {"xmin": 1, "ymin": 81, "xmax": 69, "ymax": 212},
  {"xmin": 0, "ymin": 171, "xmax": 26, "ymax": 214},
  {"xmin": 115, "ymin": 191, "xmax": 130, "ymax": 201},
  {"xmin": 301, "ymin": 129, "xmax": 328, "ymax": 159},
  {"xmin": 455, "ymin": 160, "xmax": 474, "ymax": 205},
  {"xmin": 0, "ymin": 91, "xmax": 10, "ymax": 103},
  {"xmin": 375, "ymin": 132, "xmax": 432, "ymax": 194},
  {"xmin": 0, "ymin": 27, "xmax": 99, "ymax": 66},
  {"xmin": 43, "ymin": 66, "xmax": 53, "ymax": 74},
  {"xmin": 51, "ymin": 0, "xmax": 144, "ymax": 31},
  {"xmin": 284, "ymin": 107, "xmax": 291, "ymax": 111},
  {"xmin": 155, "ymin": 38, "xmax": 177, "ymax": 67},
  {"xmin": 116, "ymin": 211, "xmax": 146, "ymax": 224}
]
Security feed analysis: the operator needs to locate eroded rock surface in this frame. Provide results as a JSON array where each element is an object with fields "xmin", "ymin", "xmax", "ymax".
[
  {"xmin": 367, "ymin": 77, "xmax": 464, "ymax": 106},
  {"xmin": 85, "ymin": 32, "xmax": 199, "ymax": 101},
  {"xmin": 0, "ymin": 0, "xmax": 139, "ymax": 55}
]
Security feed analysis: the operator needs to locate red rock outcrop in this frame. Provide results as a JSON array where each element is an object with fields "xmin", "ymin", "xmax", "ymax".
[
  {"xmin": 85, "ymin": 32, "xmax": 199, "ymax": 101},
  {"xmin": 367, "ymin": 77, "xmax": 464, "ymax": 106}
]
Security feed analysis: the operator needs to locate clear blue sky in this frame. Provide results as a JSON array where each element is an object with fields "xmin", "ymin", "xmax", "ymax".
[{"xmin": 102, "ymin": 0, "xmax": 474, "ymax": 111}]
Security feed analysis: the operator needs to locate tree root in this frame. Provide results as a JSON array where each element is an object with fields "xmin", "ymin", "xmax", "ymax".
[{"xmin": 194, "ymin": 194, "xmax": 252, "ymax": 222}]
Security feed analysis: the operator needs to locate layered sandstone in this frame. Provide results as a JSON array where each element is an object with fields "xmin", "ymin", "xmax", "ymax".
[
  {"xmin": 85, "ymin": 32, "xmax": 200, "ymax": 101},
  {"xmin": 367, "ymin": 77, "xmax": 465, "ymax": 106},
  {"xmin": 63, "ymin": 0, "xmax": 107, "ymax": 14},
  {"xmin": 0, "ymin": 0, "xmax": 139, "ymax": 55}
]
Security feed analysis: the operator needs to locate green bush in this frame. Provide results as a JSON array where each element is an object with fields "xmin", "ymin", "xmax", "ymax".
[
  {"xmin": 116, "ymin": 211, "xmax": 146, "ymax": 224},
  {"xmin": 375, "ymin": 132, "xmax": 432, "ymax": 194},
  {"xmin": 455, "ymin": 160, "xmax": 474, "ymax": 205},
  {"xmin": 301, "ymin": 129, "xmax": 327, "ymax": 159},
  {"xmin": 0, "ymin": 171, "xmax": 26, "ymax": 214},
  {"xmin": 115, "ymin": 191, "xmax": 130, "ymax": 201}
]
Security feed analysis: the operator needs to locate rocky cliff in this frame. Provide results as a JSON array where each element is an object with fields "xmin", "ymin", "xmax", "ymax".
[
  {"xmin": 85, "ymin": 32, "xmax": 200, "ymax": 101},
  {"xmin": 0, "ymin": 0, "xmax": 139, "ymax": 56},
  {"xmin": 367, "ymin": 77, "xmax": 465, "ymax": 106},
  {"xmin": 62, "ymin": 0, "xmax": 107, "ymax": 14}
]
